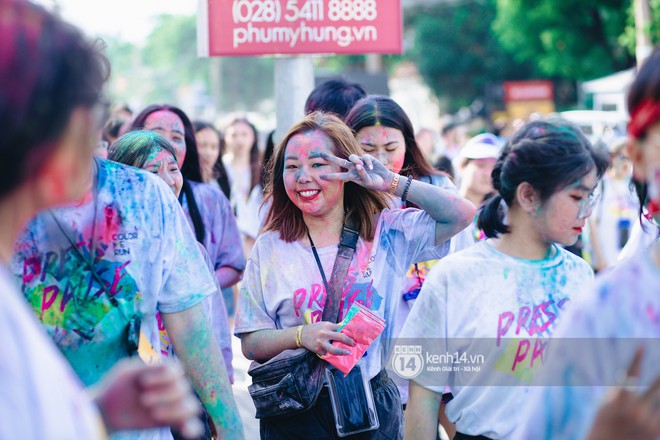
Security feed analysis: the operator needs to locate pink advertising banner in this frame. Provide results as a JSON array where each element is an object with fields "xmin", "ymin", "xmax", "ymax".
[{"xmin": 201, "ymin": 0, "xmax": 403, "ymax": 56}]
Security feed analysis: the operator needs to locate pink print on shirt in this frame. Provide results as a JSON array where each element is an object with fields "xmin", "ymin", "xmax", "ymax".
[{"xmin": 293, "ymin": 272, "xmax": 384, "ymax": 324}]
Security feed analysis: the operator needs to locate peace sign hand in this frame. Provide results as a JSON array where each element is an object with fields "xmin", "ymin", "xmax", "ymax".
[{"xmin": 320, "ymin": 152, "xmax": 394, "ymax": 192}]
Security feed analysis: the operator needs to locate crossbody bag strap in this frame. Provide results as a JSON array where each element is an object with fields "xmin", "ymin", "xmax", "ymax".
[{"xmin": 321, "ymin": 218, "xmax": 359, "ymax": 324}]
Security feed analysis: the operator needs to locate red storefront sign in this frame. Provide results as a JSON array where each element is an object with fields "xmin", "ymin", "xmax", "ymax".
[
  {"xmin": 199, "ymin": 0, "xmax": 402, "ymax": 56},
  {"xmin": 503, "ymin": 80, "xmax": 554, "ymax": 102}
]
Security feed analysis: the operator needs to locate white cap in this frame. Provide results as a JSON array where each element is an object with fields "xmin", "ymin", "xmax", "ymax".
[{"xmin": 460, "ymin": 133, "xmax": 502, "ymax": 160}]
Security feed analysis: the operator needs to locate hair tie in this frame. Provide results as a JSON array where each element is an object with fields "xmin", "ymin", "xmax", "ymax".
[{"xmin": 498, "ymin": 196, "xmax": 509, "ymax": 216}]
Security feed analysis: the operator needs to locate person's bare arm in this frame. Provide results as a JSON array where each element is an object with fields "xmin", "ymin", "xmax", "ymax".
[
  {"xmin": 163, "ymin": 303, "xmax": 244, "ymax": 440},
  {"xmin": 215, "ymin": 266, "xmax": 242, "ymax": 289},
  {"xmin": 321, "ymin": 153, "xmax": 476, "ymax": 246},
  {"xmin": 404, "ymin": 382, "xmax": 443, "ymax": 440},
  {"xmin": 240, "ymin": 322, "xmax": 355, "ymax": 362}
]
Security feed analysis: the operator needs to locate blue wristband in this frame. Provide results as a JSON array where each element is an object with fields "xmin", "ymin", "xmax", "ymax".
[{"xmin": 401, "ymin": 175, "xmax": 413, "ymax": 204}]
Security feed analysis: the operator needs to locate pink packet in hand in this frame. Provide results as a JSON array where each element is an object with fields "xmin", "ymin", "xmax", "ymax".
[{"xmin": 322, "ymin": 303, "xmax": 385, "ymax": 376}]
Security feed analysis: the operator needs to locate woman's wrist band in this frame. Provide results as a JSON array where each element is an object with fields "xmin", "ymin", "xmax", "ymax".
[
  {"xmin": 389, "ymin": 174, "xmax": 400, "ymax": 195},
  {"xmin": 401, "ymin": 175, "xmax": 413, "ymax": 203},
  {"xmin": 295, "ymin": 325, "xmax": 303, "ymax": 348}
]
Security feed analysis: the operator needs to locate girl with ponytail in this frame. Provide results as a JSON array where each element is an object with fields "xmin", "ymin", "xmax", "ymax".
[{"xmin": 402, "ymin": 119, "xmax": 608, "ymax": 440}]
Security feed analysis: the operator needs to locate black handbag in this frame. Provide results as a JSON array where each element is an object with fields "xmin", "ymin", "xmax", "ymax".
[{"xmin": 247, "ymin": 221, "xmax": 360, "ymax": 420}]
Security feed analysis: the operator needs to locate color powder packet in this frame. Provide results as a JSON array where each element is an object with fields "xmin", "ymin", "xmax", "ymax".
[{"xmin": 322, "ymin": 303, "xmax": 386, "ymax": 376}]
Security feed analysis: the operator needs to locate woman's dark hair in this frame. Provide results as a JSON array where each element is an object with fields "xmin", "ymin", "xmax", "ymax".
[
  {"xmin": 261, "ymin": 130, "xmax": 277, "ymax": 193},
  {"xmin": 227, "ymin": 118, "xmax": 261, "ymax": 195},
  {"xmin": 131, "ymin": 104, "xmax": 205, "ymax": 243},
  {"xmin": 305, "ymin": 79, "xmax": 367, "ymax": 120},
  {"xmin": 263, "ymin": 112, "xmax": 389, "ymax": 242},
  {"xmin": 434, "ymin": 155, "xmax": 455, "ymax": 182},
  {"xmin": 193, "ymin": 120, "xmax": 231, "ymax": 199},
  {"xmin": 0, "ymin": 0, "xmax": 109, "ymax": 199},
  {"xmin": 345, "ymin": 96, "xmax": 439, "ymax": 182},
  {"xmin": 477, "ymin": 119, "xmax": 610, "ymax": 238},
  {"xmin": 103, "ymin": 115, "xmax": 129, "ymax": 144},
  {"xmin": 107, "ymin": 130, "xmax": 177, "ymax": 169},
  {"xmin": 627, "ymin": 47, "xmax": 660, "ymax": 222}
]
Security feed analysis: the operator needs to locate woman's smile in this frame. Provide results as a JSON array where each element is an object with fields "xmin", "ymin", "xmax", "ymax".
[{"xmin": 297, "ymin": 189, "xmax": 321, "ymax": 201}]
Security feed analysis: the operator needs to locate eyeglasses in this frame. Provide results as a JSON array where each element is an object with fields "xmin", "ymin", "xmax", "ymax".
[
  {"xmin": 577, "ymin": 187, "xmax": 602, "ymax": 219},
  {"xmin": 613, "ymin": 154, "xmax": 630, "ymax": 162}
]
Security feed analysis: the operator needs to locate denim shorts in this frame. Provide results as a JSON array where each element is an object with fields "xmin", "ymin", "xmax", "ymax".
[{"xmin": 260, "ymin": 369, "xmax": 403, "ymax": 440}]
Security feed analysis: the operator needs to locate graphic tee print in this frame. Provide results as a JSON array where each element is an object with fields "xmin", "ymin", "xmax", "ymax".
[
  {"xmin": 235, "ymin": 208, "xmax": 449, "ymax": 379},
  {"xmin": 12, "ymin": 159, "xmax": 216, "ymax": 388},
  {"xmin": 400, "ymin": 241, "xmax": 594, "ymax": 438}
]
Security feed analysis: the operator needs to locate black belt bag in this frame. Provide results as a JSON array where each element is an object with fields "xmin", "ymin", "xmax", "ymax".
[
  {"xmin": 248, "ymin": 348, "xmax": 325, "ymax": 419},
  {"xmin": 247, "ymin": 221, "xmax": 360, "ymax": 420}
]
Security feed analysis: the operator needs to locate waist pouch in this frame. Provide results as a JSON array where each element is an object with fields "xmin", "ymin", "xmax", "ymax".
[{"xmin": 248, "ymin": 347, "xmax": 326, "ymax": 420}]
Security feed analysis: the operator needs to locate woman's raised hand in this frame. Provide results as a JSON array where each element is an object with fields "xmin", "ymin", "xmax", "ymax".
[
  {"xmin": 300, "ymin": 321, "xmax": 356, "ymax": 356},
  {"xmin": 321, "ymin": 152, "xmax": 394, "ymax": 192}
]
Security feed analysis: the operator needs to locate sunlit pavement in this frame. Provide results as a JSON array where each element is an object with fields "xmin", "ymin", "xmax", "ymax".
[{"xmin": 231, "ymin": 334, "xmax": 260, "ymax": 440}]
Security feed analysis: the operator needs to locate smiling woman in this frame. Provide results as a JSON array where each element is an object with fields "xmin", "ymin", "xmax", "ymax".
[
  {"xmin": 283, "ymin": 130, "xmax": 345, "ymax": 222},
  {"xmin": 236, "ymin": 111, "xmax": 475, "ymax": 439}
]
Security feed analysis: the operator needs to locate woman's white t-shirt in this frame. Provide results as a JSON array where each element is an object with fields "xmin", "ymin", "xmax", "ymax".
[
  {"xmin": 591, "ymin": 176, "xmax": 639, "ymax": 267},
  {"xmin": 224, "ymin": 160, "xmax": 263, "ymax": 239},
  {"xmin": 399, "ymin": 240, "xmax": 594, "ymax": 438},
  {"xmin": 0, "ymin": 265, "xmax": 102, "ymax": 439},
  {"xmin": 235, "ymin": 208, "xmax": 449, "ymax": 380}
]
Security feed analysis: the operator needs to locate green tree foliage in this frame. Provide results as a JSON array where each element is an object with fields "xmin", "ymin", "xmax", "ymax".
[
  {"xmin": 104, "ymin": 14, "xmax": 274, "ymax": 113},
  {"xmin": 493, "ymin": 0, "xmax": 635, "ymax": 80},
  {"xmin": 619, "ymin": 0, "xmax": 660, "ymax": 55},
  {"xmin": 408, "ymin": 0, "xmax": 537, "ymax": 111}
]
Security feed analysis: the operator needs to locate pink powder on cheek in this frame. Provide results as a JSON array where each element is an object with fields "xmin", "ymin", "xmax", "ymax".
[{"xmin": 390, "ymin": 150, "xmax": 405, "ymax": 174}]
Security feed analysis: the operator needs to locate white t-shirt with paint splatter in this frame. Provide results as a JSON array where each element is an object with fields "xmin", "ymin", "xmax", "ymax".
[
  {"xmin": 515, "ymin": 244, "xmax": 660, "ymax": 440},
  {"xmin": 235, "ymin": 208, "xmax": 450, "ymax": 380},
  {"xmin": 399, "ymin": 240, "xmax": 594, "ymax": 439},
  {"xmin": 11, "ymin": 159, "xmax": 216, "ymax": 440},
  {"xmin": 12, "ymin": 159, "xmax": 216, "ymax": 385},
  {"xmin": 0, "ymin": 264, "xmax": 102, "ymax": 439}
]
